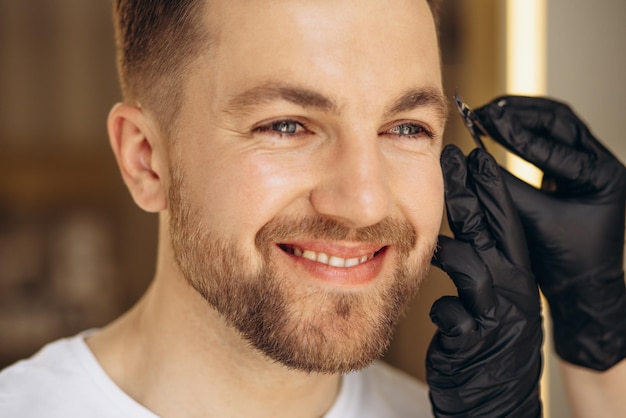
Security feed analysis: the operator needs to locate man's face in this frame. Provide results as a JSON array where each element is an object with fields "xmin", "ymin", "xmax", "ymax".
[{"xmin": 167, "ymin": 0, "xmax": 445, "ymax": 373}]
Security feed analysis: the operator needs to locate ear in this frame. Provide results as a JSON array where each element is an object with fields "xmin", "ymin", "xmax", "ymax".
[{"xmin": 107, "ymin": 103, "xmax": 168, "ymax": 213}]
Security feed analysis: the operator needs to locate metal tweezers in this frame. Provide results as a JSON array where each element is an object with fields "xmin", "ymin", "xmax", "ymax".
[{"xmin": 454, "ymin": 89, "xmax": 488, "ymax": 149}]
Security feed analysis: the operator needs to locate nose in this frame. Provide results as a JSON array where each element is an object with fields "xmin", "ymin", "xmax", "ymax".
[{"xmin": 310, "ymin": 134, "xmax": 393, "ymax": 229}]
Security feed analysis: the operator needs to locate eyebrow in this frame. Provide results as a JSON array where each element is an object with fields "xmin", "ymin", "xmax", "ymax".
[
  {"xmin": 224, "ymin": 82, "xmax": 339, "ymax": 115},
  {"xmin": 385, "ymin": 87, "xmax": 449, "ymax": 123},
  {"xmin": 223, "ymin": 82, "xmax": 449, "ymax": 123}
]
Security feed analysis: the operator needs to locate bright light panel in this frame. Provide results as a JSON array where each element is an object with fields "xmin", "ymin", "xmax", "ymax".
[{"xmin": 506, "ymin": 0, "xmax": 546, "ymax": 188}]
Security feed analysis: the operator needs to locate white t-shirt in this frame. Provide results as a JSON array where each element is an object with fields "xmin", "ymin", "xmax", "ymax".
[{"xmin": 0, "ymin": 332, "xmax": 432, "ymax": 417}]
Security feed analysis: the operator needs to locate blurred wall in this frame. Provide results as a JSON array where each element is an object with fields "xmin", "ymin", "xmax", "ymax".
[
  {"xmin": 547, "ymin": 0, "xmax": 626, "ymax": 164},
  {"xmin": 0, "ymin": 0, "xmax": 156, "ymax": 367}
]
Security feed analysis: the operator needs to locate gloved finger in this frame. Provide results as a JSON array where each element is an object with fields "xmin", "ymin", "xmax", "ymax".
[
  {"xmin": 467, "ymin": 149, "xmax": 530, "ymax": 268},
  {"xmin": 500, "ymin": 169, "xmax": 560, "ymax": 235},
  {"xmin": 429, "ymin": 296, "xmax": 476, "ymax": 337},
  {"xmin": 501, "ymin": 133, "xmax": 603, "ymax": 192},
  {"xmin": 474, "ymin": 96, "xmax": 596, "ymax": 150},
  {"xmin": 481, "ymin": 96, "xmax": 620, "ymax": 164},
  {"xmin": 474, "ymin": 96, "xmax": 617, "ymax": 192},
  {"xmin": 441, "ymin": 145, "xmax": 494, "ymax": 252},
  {"xmin": 433, "ymin": 235, "xmax": 496, "ymax": 319}
]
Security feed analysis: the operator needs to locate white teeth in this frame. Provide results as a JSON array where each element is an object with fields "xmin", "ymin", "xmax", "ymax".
[
  {"xmin": 328, "ymin": 256, "xmax": 345, "ymax": 267},
  {"xmin": 289, "ymin": 246, "xmax": 374, "ymax": 268},
  {"xmin": 344, "ymin": 257, "xmax": 360, "ymax": 268},
  {"xmin": 302, "ymin": 250, "xmax": 317, "ymax": 261}
]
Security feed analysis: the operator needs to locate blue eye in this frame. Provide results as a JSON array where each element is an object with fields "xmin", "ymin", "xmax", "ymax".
[
  {"xmin": 254, "ymin": 119, "xmax": 309, "ymax": 137},
  {"xmin": 272, "ymin": 120, "xmax": 299, "ymax": 134},
  {"xmin": 388, "ymin": 123, "xmax": 431, "ymax": 137}
]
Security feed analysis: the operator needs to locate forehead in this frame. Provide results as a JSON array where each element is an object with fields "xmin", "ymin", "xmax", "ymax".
[{"xmin": 198, "ymin": 0, "xmax": 441, "ymax": 109}]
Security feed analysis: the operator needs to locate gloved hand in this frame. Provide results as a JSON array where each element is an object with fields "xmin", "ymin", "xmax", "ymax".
[
  {"xmin": 426, "ymin": 145, "xmax": 543, "ymax": 418},
  {"xmin": 474, "ymin": 96, "xmax": 626, "ymax": 371}
]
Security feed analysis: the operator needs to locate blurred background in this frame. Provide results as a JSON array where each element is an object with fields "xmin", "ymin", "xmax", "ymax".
[
  {"xmin": 0, "ymin": 0, "xmax": 155, "ymax": 367},
  {"xmin": 0, "ymin": 1, "xmax": 624, "ymax": 417}
]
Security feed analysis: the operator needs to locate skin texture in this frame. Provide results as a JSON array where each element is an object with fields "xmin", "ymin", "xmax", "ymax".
[
  {"xmin": 92, "ymin": 1, "xmax": 445, "ymax": 417},
  {"xmin": 560, "ymin": 360, "xmax": 626, "ymax": 418}
]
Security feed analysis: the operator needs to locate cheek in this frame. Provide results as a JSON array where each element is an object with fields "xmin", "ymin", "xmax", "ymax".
[
  {"xmin": 185, "ymin": 151, "xmax": 314, "ymax": 238},
  {"xmin": 391, "ymin": 156, "xmax": 444, "ymax": 238}
]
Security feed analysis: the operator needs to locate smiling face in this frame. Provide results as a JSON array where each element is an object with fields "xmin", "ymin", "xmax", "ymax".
[{"xmin": 165, "ymin": 0, "xmax": 445, "ymax": 373}]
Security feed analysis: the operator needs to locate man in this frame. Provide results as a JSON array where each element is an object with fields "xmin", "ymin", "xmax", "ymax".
[{"xmin": 2, "ymin": 0, "xmax": 446, "ymax": 416}]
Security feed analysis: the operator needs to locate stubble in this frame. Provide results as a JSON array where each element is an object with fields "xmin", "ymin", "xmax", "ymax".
[{"xmin": 168, "ymin": 162, "xmax": 434, "ymax": 373}]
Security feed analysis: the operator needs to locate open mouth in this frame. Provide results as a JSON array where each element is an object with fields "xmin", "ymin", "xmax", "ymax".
[{"xmin": 278, "ymin": 244, "xmax": 387, "ymax": 268}]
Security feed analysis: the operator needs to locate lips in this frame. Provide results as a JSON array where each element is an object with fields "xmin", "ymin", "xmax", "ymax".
[{"xmin": 279, "ymin": 244, "xmax": 385, "ymax": 268}]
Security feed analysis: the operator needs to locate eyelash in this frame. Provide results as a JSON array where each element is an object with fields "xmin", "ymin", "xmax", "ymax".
[{"xmin": 253, "ymin": 119, "xmax": 434, "ymax": 141}]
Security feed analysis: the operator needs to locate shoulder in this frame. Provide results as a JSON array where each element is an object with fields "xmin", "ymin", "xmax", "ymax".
[
  {"xmin": 326, "ymin": 360, "xmax": 432, "ymax": 418},
  {"xmin": 1, "ymin": 333, "xmax": 84, "ymax": 390},
  {"xmin": 0, "ymin": 332, "xmax": 98, "ymax": 417},
  {"xmin": 0, "ymin": 330, "xmax": 154, "ymax": 418}
]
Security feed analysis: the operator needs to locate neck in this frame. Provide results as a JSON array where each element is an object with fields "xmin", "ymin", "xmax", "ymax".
[{"xmin": 87, "ymin": 262, "xmax": 341, "ymax": 418}]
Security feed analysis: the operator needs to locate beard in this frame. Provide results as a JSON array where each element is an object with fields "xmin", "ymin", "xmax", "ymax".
[{"xmin": 168, "ymin": 164, "xmax": 435, "ymax": 374}]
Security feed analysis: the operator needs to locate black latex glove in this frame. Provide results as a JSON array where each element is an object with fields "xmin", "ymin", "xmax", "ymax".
[
  {"xmin": 474, "ymin": 96, "xmax": 626, "ymax": 371},
  {"xmin": 426, "ymin": 145, "xmax": 543, "ymax": 418}
]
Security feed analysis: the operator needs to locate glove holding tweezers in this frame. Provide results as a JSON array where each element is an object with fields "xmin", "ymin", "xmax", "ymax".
[
  {"xmin": 427, "ymin": 145, "xmax": 543, "ymax": 418},
  {"xmin": 474, "ymin": 96, "xmax": 626, "ymax": 371}
]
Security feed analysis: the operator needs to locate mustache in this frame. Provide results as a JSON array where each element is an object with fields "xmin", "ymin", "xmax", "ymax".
[{"xmin": 255, "ymin": 215, "xmax": 417, "ymax": 253}]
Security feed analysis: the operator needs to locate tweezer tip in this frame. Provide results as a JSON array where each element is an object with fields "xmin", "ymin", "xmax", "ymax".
[
  {"xmin": 453, "ymin": 88, "xmax": 468, "ymax": 115},
  {"xmin": 453, "ymin": 88, "xmax": 462, "ymax": 104}
]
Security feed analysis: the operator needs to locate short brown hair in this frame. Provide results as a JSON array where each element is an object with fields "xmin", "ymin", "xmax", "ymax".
[
  {"xmin": 113, "ymin": 0, "xmax": 211, "ymax": 133},
  {"xmin": 112, "ymin": 0, "xmax": 441, "ymax": 134}
]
